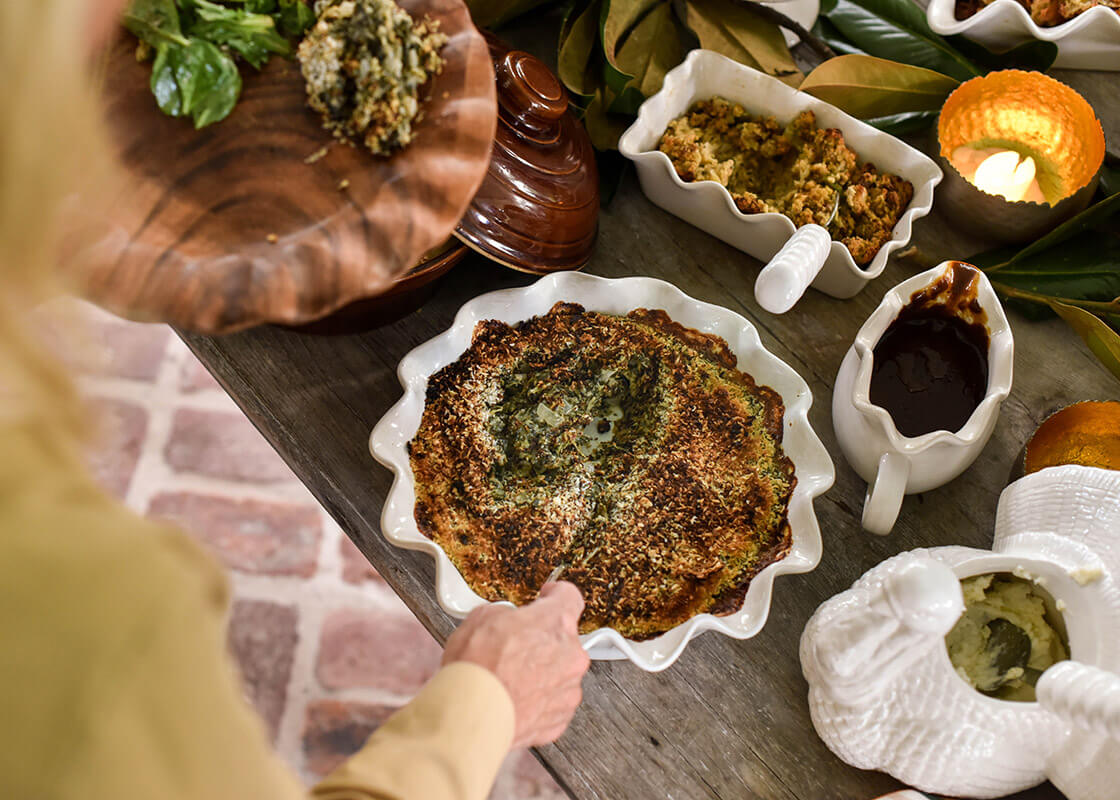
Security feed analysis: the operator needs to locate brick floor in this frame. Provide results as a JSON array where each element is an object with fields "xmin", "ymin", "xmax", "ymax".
[{"xmin": 41, "ymin": 298, "xmax": 562, "ymax": 798}]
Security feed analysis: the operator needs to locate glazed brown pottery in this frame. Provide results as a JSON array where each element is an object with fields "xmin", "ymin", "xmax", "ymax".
[{"xmin": 454, "ymin": 34, "xmax": 599, "ymax": 273}]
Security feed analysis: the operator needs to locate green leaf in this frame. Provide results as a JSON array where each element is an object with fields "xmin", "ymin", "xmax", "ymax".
[
  {"xmin": 152, "ymin": 38, "xmax": 242, "ymax": 128},
  {"xmin": 276, "ymin": 0, "xmax": 316, "ymax": 38},
  {"xmin": 811, "ymin": 18, "xmax": 867, "ymax": 56},
  {"xmin": 947, "ymin": 36, "xmax": 1058, "ymax": 72},
  {"xmin": 609, "ymin": 2, "xmax": 685, "ymax": 113},
  {"xmin": 823, "ymin": 0, "xmax": 981, "ymax": 81},
  {"xmin": 983, "ymin": 233, "xmax": 1120, "ymax": 306},
  {"xmin": 558, "ymin": 0, "xmax": 605, "ymax": 98},
  {"xmin": 601, "ymin": 0, "xmax": 664, "ymax": 94},
  {"xmin": 182, "ymin": 0, "xmax": 291, "ymax": 69},
  {"xmin": 866, "ymin": 109, "xmax": 938, "ymax": 134},
  {"xmin": 1049, "ymin": 301, "xmax": 1120, "ymax": 382},
  {"xmin": 799, "ymin": 54, "xmax": 958, "ymax": 117},
  {"xmin": 977, "ymin": 191, "xmax": 1120, "ymax": 273},
  {"xmin": 226, "ymin": 0, "xmax": 278, "ymax": 12},
  {"xmin": 151, "ymin": 45, "xmax": 185, "ymax": 116},
  {"xmin": 584, "ymin": 85, "xmax": 632, "ymax": 150},
  {"xmin": 684, "ymin": 0, "xmax": 800, "ymax": 80},
  {"xmin": 124, "ymin": 0, "xmax": 191, "ymax": 47}
]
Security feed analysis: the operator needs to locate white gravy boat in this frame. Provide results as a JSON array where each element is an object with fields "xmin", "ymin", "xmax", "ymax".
[{"xmin": 832, "ymin": 261, "xmax": 1014, "ymax": 535}]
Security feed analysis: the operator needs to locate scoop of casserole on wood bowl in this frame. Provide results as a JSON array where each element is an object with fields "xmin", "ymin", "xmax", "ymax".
[
  {"xmin": 81, "ymin": 0, "xmax": 496, "ymax": 334},
  {"xmin": 370, "ymin": 272, "xmax": 834, "ymax": 671}
]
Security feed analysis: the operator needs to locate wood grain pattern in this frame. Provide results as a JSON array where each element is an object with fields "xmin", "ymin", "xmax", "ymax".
[
  {"xmin": 177, "ymin": 24, "xmax": 1120, "ymax": 800},
  {"xmin": 81, "ymin": 0, "xmax": 496, "ymax": 334}
]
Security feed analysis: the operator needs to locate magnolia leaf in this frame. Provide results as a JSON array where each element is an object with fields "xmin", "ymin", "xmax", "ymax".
[
  {"xmin": 948, "ymin": 36, "xmax": 1058, "ymax": 72},
  {"xmin": 799, "ymin": 55, "xmax": 958, "ymax": 118},
  {"xmin": 978, "ymin": 191, "xmax": 1120, "ymax": 273},
  {"xmin": 601, "ymin": 0, "xmax": 664, "ymax": 91},
  {"xmin": 463, "ymin": 0, "xmax": 552, "ymax": 27},
  {"xmin": 824, "ymin": 0, "xmax": 981, "ymax": 81},
  {"xmin": 985, "ymin": 234, "xmax": 1120, "ymax": 308},
  {"xmin": 684, "ymin": 0, "xmax": 800, "ymax": 81},
  {"xmin": 608, "ymin": 1, "xmax": 685, "ymax": 113},
  {"xmin": 1049, "ymin": 301, "xmax": 1120, "ymax": 382},
  {"xmin": 585, "ymin": 86, "xmax": 633, "ymax": 150},
  {"xmin": 811, "ymin": 18, "xmax": 867, "ymax": 56},
  {"xmin": 866, "ymin": 109, "xmax": 938, "ymax": 135},
  {"xmin": 559, "ymin": 0, "xmax": 604, "ymax": 97}
]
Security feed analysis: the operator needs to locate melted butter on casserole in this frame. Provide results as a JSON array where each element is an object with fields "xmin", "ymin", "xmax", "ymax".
[{"xmin": 408, "ymin": 303, "xmax": 796, "ymax": 640}]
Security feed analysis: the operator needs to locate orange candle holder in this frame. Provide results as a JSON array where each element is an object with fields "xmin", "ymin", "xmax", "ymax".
[{"xmin": 936, "ymin": 70, "xmax": 1105, "ymax": 244}]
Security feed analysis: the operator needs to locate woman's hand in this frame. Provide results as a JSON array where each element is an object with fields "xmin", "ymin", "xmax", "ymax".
[{"xmin": 442, "ymin": 581, "xmax": 591, "ymax": 748}]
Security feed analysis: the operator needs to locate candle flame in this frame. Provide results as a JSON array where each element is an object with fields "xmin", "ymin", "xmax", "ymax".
[{"xmin": 972, "ymin": 150, "xmax": 1038, "ymax": 203}]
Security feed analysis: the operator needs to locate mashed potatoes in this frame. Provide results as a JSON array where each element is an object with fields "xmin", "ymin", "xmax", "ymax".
[{"xmin": 945, "ymin": 573, "xmax": 1069, "ymax": 702}]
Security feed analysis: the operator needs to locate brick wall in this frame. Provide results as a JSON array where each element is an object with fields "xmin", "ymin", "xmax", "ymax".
[{"xmin": 39, "ymin": 299, "xmax": 563, "ymax": 800}]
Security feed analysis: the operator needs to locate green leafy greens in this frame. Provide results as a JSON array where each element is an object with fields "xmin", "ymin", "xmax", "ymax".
[{"xmin": 124, "ymin": 0, "xmax": 315, "ymax": 128}]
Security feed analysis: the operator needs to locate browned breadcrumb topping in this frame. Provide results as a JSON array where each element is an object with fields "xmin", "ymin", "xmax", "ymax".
[
  {"xmin": 658, "ymin": 98, "xmax": 914, "ymax": 267},
  {"xmin": 408, "ymin": 303, "xmax": 795, "ymax": 640}
]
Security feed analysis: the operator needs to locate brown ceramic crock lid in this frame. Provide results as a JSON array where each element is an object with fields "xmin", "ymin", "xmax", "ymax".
[{"xmin": 453, "ymin": 35, "xmax": 599, "ymax": 273}]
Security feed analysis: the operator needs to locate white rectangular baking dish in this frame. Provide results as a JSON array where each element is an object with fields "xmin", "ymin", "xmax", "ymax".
[
  {"xmin": 369, "ymin": 271, "xmax": 835, "ymax": 672},
  {"xmin": 926, "ymin": 0, "xmax": 1120, "ymax": 70},
  {"xmin": 618, "ymin": 50, "xmax": 942, "ymax": 301}
]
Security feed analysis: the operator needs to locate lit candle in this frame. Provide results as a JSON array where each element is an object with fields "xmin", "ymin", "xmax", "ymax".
[{"xmin": 950, "ymin": 146, "xmax": 1047, "ymax": 204}]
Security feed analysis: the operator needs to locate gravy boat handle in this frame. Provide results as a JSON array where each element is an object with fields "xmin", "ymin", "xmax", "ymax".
[
  {"xmin": 754, "ymin": 224, "xmax": 831, "ymax": 314},
  {"xmin": 862, "ymin": 452, "xmax": 910, "ymax": 535}
]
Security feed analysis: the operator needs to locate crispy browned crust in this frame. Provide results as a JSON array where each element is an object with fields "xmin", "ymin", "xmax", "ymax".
[
  {"xmin": 657, "ymin": 100, "xmax": 914, "ymax": 267},
  {"xmin": 408, "ymin": 303, "xmax": 795, "ymax": 640}
]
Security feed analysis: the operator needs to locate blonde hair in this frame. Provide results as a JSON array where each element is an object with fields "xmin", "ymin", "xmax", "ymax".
[{"xmin": 0, "ymin": 0, "xmax": 117, "ymax": 460}]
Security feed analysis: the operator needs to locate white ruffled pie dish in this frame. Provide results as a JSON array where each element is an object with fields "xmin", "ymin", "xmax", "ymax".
[
  {"xmin": 927, "ymin": 0, "xmax": 1120, "ymax": 70},
  {"xmin": 618, "ymin": 50, "xmax": 942, "ymax": 302},
  {"xmin": 369, "ymin": 271, "xmax": 835, "ymax": 671}
]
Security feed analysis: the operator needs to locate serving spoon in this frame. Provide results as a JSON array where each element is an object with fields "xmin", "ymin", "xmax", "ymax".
[{"xmin": 978, "ymin": 618, "xmax": 1042, "ymax": 693}]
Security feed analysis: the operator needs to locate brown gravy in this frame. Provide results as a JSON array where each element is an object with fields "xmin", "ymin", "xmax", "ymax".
[{"xmin": 870, "ymin": 262, "xmax": 990, "ymax": 438}]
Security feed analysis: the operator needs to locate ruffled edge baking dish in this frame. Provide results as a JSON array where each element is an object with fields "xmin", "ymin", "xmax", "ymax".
[
  {"xmin": 369, "ymin": 271, "xmax": 835, "ymax": 671},
  {"xmin": 618, "ymin": 50, "xmax": 942, "ymax": 301},
  {"xmin": 926, "ymin": 0, "xmax": 1120, "ymax": 71}
]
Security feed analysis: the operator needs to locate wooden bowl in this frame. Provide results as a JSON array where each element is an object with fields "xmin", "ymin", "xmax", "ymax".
[
  {"xmin": 287, "ymin": 238, "xmax": 468, "ymax": 334},
  {"xmin": 80, "ymin": 0, "xmax": 496, "ymax": 334}
]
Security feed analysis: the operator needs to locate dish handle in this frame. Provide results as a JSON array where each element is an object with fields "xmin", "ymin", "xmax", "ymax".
[
  {"xmin": 754, "ymin": 224, "xmax": 831, "ymax": 314},
  {"xmin": 862, "ymin": 452, "xmax": 910, "ymax": 535}
]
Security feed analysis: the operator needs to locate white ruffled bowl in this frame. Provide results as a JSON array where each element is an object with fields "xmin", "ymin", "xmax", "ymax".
[
  {"xmin": 369, "ymin": 271, "xmax": 835, "ymax": 671},
  {"xmin": 618, "ymin": 50, "xmax": 942, "ymax": 302},
  {"xmin": 927, "ymin": 0, "xmax": 1120, "ymax": 70}
]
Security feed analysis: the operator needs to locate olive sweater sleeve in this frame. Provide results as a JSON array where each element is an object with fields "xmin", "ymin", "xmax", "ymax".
[
  {"xmin": 1, "ymin": 428, "xmax": 513, "ymax": 800},
  {"xmin": 311, "ymin": 663, "xmax": 516, "ymax": 800}
]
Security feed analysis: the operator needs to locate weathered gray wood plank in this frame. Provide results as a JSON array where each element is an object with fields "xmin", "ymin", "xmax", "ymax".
[{"xmin": 179, "ymin": 45, "xmax": 1119, "ymax": 800}]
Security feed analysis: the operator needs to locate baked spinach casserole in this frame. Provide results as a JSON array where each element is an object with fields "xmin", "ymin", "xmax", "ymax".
[{"xmin": 408, "ymin": 303, "xmax": 796, "ymax": 640}]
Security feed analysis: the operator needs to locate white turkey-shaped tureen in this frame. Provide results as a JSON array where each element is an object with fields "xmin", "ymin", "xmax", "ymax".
[{"xmin": 801, "ymin": 464, "xmax": 1120, "ymax": 799}]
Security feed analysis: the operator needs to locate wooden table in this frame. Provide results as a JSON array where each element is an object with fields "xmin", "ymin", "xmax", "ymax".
[{"xmin": 180, "ymin": 44, "xmax": 1119, "ymax": 800}]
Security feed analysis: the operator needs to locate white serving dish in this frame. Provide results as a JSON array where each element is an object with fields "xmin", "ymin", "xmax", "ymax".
[
  {"xmin": 801, "ymin": 464, "xmax": 1120, "ymax": 799},
  {"xmin": 618, "ymin": 50, "xmax": 943, "ymax": 303},
  {"xmin": 832, "ymin": 261, "xmax": 1014, "ymax": 535},
  {"xmin": 927, "ymin": 0, "xmax": 1120, "ymax": 70},
  {"xmin": 763, "ymin": 0, "xmax": 821, "ymax": 47},
  {"xmin": 370, "ymin": 271, "xmax": 835, "ymax": 672}
]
